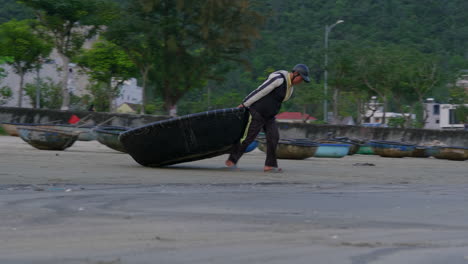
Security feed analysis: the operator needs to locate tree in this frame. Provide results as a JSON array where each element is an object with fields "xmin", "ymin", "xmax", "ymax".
[
  {"xmin": 24, "ymin": 77, "xmax": 62, "ymax": 109},
  {"xmin": 354, "ymin": 44, "xmax": 408, "ymax": 125},
  {"xmin": 76, "ymin": 39, "xmax": 136, "ymax": 112},
  {"xmin": 106, "ymin": 0, "xmax": 264, "ymax": 114},
  {"xmin": 20, "ymin": 0, "xmax": 118, "ymax": 110},
  {"xmin": 0, "ymin": 19, "xmax": 52, "ymax": 107}
]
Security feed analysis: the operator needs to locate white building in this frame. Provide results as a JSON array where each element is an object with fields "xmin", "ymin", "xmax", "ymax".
[
  {"xmin": 424, "ymin": 99, "xmax": 467, "ymax": 130},
  {"xmin": 362, "ymin": 96, "xmax": 415, "ymax": 126},
  {"xmin": 113, "ymin": 78, "xmax": 142, "ymax": 110},
  {"xmin": 0, "ymin": 50, "xmax": 91, "ymax": 108}
]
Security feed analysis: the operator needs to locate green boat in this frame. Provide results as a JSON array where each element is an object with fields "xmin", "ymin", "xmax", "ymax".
[
  {"xmin": 94, "ymin": 126, "xmax": 129, "ymax": 153},
  {"xmin": 356, "ymin": 144, "xmax": 375, "ymax": 155},
  {"xmin": 17, "ymin": 126, "xmax": 79, "ymax": 151}
]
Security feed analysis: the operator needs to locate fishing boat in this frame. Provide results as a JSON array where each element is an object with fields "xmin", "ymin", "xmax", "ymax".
[
  {"xmin": 314, "ymin": 143, "xmax": 351, "ymax": 158},
  {"xmin": 37, "ymin": 124, "xmax": 96, "ymax": 141},
  {"xmin": 17, "ymin": 126, "xmax": 79, "ymax": 150},
  {"xmin": 317, "ymin": 138, "xmax": 360, "ymax": 155},
  {"xmin": 356, "ymin": 143, "xmax": 375, "ymax": 155},
  {"xmin": 411, "ymin": 146, "xmax": 432, "ymax": 158},
  {"xmin": 119, "ymin": 108, "xmax": 249, "ymax": 167},
  {"xmin": 257, "ymin": 138, "xmax": 319, "ymax": 160},
  {"xmin": 369, "ymin": 140, "xmax": 416, "ymax": 158},
  {"xmin": 431, "ymin": 146, "xmax": 468, "ymax": 161},
  {"xmin": 94, "ymin": 126, "xmax": 129, "ymax": 153},
  {"xmin": 1, "ymin": 122, "xmax": 23, "ymax": 136}
]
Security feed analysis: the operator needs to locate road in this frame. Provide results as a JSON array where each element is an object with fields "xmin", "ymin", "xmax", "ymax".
[{"xmin": 1, "ymin": 136, "xmax": 467, "ymax": 264}]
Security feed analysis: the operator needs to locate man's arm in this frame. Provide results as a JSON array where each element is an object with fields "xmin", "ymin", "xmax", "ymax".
[{"xmin": 242, "ymin": 74, "xmax": 284, "ymax": 107}]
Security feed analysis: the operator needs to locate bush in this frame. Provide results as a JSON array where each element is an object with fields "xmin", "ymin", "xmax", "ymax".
[{"xmin": 24, "ymin": 78, "xmax": 62, "ymax": 109}]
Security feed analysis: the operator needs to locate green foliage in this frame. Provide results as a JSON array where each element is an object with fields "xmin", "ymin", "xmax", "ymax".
[
  {"xmin": 387, "ymin": 116, "xmax": 406, "ymax": 128},
  {"xmin": 24, "ymin": 77, "xmax": 62, "ymax": 109},
  {"xmin": 85, "ymin": 82, "xmax": 111, "ymax": 112},
  {"xmin": 76, "ymin": 39, "xmax": 136, "ymax": 111},
  {"xmin": 0, "ymin": 86, "xmax": 13, "ymax": 105},
  {"xmin": 0, "ymin": 19, "xmax": 52, "ymax": 69},
  {"xmin": 105, "ymin": 0, "xmax": 264, "ymax": 113},
  {"xmin": 0, "ymin": 19, "xmax": 52, "ymax": 106},
  {"xmin": 0, "ymin": 0, "xmax": 34, "ymax": 24},
  {"xmin": 0, "ymin": 125, "xmax": 6, "ymax": 135},
  {"xmin": 448, "ymin": 85, "xmax": 468, "ymax": 123},
  {"xmin": 20, "ymin": 0, "xmax": 119, "ymax": 109}
]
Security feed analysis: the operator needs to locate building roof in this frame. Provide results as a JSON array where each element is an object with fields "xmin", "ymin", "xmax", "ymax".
[{"xmin": 276, "ymin": 112, "xmax": 316, "ymax": 121}]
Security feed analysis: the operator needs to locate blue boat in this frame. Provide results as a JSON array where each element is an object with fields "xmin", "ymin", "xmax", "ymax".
[
  {"xmin": 314, "ymin": 143, "xmax": 351, "ymax": 158},
  {"xmin": 369, "ymin": 140, "xmax": 416, "ymax": 158}
]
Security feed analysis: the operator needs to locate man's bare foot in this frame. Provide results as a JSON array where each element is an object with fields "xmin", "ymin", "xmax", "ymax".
[
  {"xmin": 264, "ymin": 166, "xmax": 283, "ymax": 173},
  {"xmin": 225, "ymin": 160, "xmax": 236, "ymax": 167}
]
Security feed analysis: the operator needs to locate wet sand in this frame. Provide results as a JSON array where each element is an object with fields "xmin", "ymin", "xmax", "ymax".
[{"xmin": 1, "ymin": 136, "xmax": 467, "ymax": 264}]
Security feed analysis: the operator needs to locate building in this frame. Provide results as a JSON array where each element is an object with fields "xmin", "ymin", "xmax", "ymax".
[
  {"xmin": 362, "ymin": 96, "xmax": 415, "ymax": 126},
  {"xmin": 424, "ymin": 99, "xmax": 467, "ymax": 130},
  {"xmin": 116, "ymin": 102, "xmax": 140, "ymax": 114},
  {"xmin": 276, "ymin": 112, "xmax": 317, "ymax": 123},
  {"xmin": 112, "ymin": 78, "xmax": 143, "ymax": 110}
]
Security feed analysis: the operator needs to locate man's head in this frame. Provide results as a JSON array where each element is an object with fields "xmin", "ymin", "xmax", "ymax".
[{"xmin": 291, "ymin": 64, "xmax": 311, "ymax": 84}]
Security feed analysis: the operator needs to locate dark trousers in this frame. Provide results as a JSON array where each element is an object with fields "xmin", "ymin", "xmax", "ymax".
[{"xmin": 228, "ymin": 109, "xmax": 279, "ymax": 167}]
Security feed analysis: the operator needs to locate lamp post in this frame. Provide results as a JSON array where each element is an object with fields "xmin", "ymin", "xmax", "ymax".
[{"xmin": 323, "ymin": 19, "xmax": 344, "ymax": 123}]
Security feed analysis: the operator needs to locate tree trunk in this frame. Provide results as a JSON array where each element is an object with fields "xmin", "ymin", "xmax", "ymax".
[
  {"xmin": 108, "ymin": 79, "xmax": 114, "ymax": 112},
  {"xmin": 17, "ymin": 68, "xmax": 24, "ymax": 107},
  {"xmin": 356, "ymin": 98, "xmax": 362, "ymax": 124},
  {"xmin": 382, "ymin": 97, "xmax": 388, "ymax": 125},
  {"xmin": 332, "ymin": 87, "xmax": 339, "ymax": 124},
  {"xmin": 140, "ymin": 67, "xmax": 149, "ymax": 114},
  {"xmin": 59, "ymin": 53, "xmax": 70, "ymax": 110}
]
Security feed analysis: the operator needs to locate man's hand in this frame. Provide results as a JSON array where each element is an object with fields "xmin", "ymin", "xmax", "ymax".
[{"xmin": 237, "ymin": 104, "xmax": 245, "ymax": 108}]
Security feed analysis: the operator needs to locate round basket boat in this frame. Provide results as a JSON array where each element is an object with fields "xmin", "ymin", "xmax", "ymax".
[
  {"xmin": 314, "ymin": 143, "xmax": 351, "ymax": 158},
  {"xmin": 411, "ymin": 146, "xmax": 432, "ymax": 158},
  {"xmin": 17, "ymin": 126, "xmax": 79, "ymax": 151},
  {"xmin": 258, "ymin": 139, "xmax": 319, "ymax": 160},
  {"xmin": 119, "ymin": 108, "xmax": 249, "ymax": 167},
  {"xmin": 356, "ymin": 143, "xmax": 375, "ymax": 155},
  {"xmin": 94, "ymin": 126, "xmax": 129, "ymax": 153},
  {"xmin": 369, "ymin": 140, "xmax": 416, "ymax": 158},
  {"xmin": 431, "ymin": 146, "xmax": 468, "ymax": 161},
  {"xmin": 318, "ymin": 139, "xmax": 359, "ymax": 155}
]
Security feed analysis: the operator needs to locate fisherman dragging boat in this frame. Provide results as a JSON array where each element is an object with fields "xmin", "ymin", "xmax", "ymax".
[{"xmin": 225, "ymin": 64, "xmax": 311, "ymax": 173}]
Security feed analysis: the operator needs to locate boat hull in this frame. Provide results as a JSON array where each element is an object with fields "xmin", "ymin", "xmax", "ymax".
[
  {"xmin": 119, "ymin": 108, "xmax": 249, "ymax": 167},
  {"xmin": 314, "ymin": 143, "xmax": 350, "ymax": 158},
  {"xmin": 432, "ymin": 146, "xmax": 468, "ymax": 161},
  {"xmin": 94, "ymin": 126, "xmax": 128, "ymax": 153},
  {"xmin": 257, "ymin": 139, "xmax": 318, "ymax": 160},
  {"xmin": 369, "ymin": 140, "xmax": 415, "ymax": 158},
  {"xmin": 17, "ymin": 126, "xmax": 79, "ymax": 150}
]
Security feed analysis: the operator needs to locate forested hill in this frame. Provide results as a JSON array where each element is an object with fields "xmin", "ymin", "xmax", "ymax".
[
  {"xmin": 1, "ymin": 0, "xmax": 467, "ymax": 118},
  {"xmin": 251, "ymin": 0, "xmax": 468, "ymax": 76},
  {"xmin": 0, "ymin": 0, "xmax": 34, "ymax": 23},
  {"xmin": 2, "ymin": 0, "xmax": 466, "ymax": 63}
]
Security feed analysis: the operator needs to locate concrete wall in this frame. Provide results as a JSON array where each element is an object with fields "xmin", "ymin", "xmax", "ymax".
[
  {"xmin": 278, "ymin": 122, "xmax": 468, "ymax": 147},
  {"xmin": 0, "ymin": 106, "xmax": 169, "ymax": 128},
  {"xmin": 1, "ymin": 106, "xmax": 467, "ymax": 147}
]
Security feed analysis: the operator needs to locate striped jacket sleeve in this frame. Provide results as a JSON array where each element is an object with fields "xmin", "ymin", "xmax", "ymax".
[{"xmin": 242, "ymin": 74, "xmax": 284, "ymax": 107}]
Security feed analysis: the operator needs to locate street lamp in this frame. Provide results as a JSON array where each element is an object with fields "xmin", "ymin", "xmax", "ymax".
[{"xmin": 323, "ymin": 19, "xmax": 344, "ymax": 123}]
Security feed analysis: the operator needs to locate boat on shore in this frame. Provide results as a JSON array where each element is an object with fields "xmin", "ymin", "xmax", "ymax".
[
  {"xmin": 314, "ymin": 143, "xmax": 351, "ymax": 158},
  {"xmin": 94, "ymin": 126, "xmax": 129, "ymax": 153},
  {"xmin": 258, "ymin": 138, "xmax": 319, "ymax": 160},
  {"xmin": 369, "ymin": 140, "xmax": 416, "ymax": 158},
  {"xmin": 17, "ymin": 126, "xmax": 79, "ymax": 150},
  {"xmin": 1, "ymin": 122, "xmax": 22, "ymax": 136},
  {"xmin": 119, "ymin": 108, "xmax": 249, "ymax": 167},
  {"xmin": 431, "ymin": 146, "xmax": 468, "ymax": 161},
  {"xmin": 37, "ymin": 124, "xmax": 96, "ymax": 141}
]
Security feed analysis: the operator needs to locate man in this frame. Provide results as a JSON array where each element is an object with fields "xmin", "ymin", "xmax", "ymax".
[{"xmin": 225, "ymin": 64, "xmax": 311, "ymax": 172}]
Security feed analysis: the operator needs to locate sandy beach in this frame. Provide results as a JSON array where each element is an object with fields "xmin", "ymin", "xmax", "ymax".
[{"xmin": 1, "ymin": 136, "xmax": 467, "ymax": 264}]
